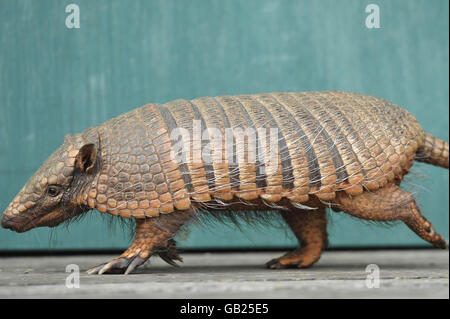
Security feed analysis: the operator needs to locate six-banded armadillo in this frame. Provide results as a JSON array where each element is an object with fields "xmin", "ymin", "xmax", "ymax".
[{"xmin": 1, "ymin": 91, "xmax": 448, "ymax": 274}]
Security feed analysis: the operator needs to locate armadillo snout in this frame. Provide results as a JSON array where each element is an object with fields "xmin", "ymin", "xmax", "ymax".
[
  {"xmin": 0, "ymin": 206, "xmax": 29, "ymax": 232},
  {"xmin": 1, "ymin": 212, "xmax": 17, "ymax": 230}
]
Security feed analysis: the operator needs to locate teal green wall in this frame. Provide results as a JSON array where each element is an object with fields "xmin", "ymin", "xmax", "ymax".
[{"xmin": 0, "ymin": 0, "xmax": 448, "ymax": 251}]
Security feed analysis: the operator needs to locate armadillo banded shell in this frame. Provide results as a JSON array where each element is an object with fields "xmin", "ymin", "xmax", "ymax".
[{"xmin": 88, "ymin": 91, "xmax": 424, "ymax": 218}]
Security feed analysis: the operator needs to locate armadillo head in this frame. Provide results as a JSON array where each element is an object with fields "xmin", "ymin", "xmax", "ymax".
[{"xmin": 1, "ymin": 128, "xmax": 100, "ymax": 233}]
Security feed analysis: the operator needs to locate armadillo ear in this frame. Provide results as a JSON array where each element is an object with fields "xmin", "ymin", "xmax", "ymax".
[{"xmin": 75, "ymin": 143, "xmax": 97, "ymax": 174}]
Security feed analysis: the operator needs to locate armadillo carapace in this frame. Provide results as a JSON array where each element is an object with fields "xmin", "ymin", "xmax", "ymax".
[{"xmin": 2, "ymin": 91, "xmax": 448, "ymax": 274}]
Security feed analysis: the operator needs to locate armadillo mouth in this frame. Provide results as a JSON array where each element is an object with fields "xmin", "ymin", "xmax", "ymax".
[
  {"xmin": 3, "ymin": 214, "xmax": 62, "ymax": 232},
  {"xmin": 1, "ymin": 214, "xmax": 37, "ymax": 233},
  {"xmin": 1, "ymin": 205, "xmax": 64, "ymax": 233},
  {"xmin": 2, "ymin": 203, "xmax": 89, "ymax": 233}
]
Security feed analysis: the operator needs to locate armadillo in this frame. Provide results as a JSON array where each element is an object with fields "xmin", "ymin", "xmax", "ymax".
[{"xmin": 1, "ymin": 91, "xmax": 448, "ymax": 274}]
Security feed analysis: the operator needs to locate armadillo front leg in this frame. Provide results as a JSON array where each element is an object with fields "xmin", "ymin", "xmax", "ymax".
[
  {"xmin": 266, "ymin": 208, "xmax": 328, "ymax": 269},
  {"xmin": 87, "ymin": 211, "xmax": 194, "ymax": 275}
]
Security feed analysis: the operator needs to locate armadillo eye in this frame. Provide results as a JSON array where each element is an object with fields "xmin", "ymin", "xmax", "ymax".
[{"xmin": 47, "ymin": 185, "xmax": 61, "ymax": 197}]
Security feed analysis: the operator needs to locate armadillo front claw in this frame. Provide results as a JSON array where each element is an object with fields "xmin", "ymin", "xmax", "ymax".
[
  {"xmin": 86, "ymin": 264, "xmax": 105, "ymax": 275},
  {"xmin": 87, "ymin": 255, "xmax": 147, "ymax": 275}
]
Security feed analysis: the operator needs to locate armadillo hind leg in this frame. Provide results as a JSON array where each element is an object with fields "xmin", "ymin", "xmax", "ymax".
[
  {"xmin": 87, "ymin": 211, "xmax": 194, "ymax": 275},
  {"xmin": 266, "ymin": 208, "xmax": 328, "ymax": 269},
  {"xmin": 334, "ymin": 183, "xmax": 447, "ymax": 249}
]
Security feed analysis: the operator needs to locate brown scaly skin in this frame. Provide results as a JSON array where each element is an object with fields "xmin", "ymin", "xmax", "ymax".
[
  {"xmin": 1, "ymin": 91, "xmax": 448, "ymax": 274},
  {"xmin": 266, "ymin": 208, "xmax": 328, "ymax": 269},
  {"xmin": 333, "ymin": 183, "xmax": 447, "ymax": 249}
]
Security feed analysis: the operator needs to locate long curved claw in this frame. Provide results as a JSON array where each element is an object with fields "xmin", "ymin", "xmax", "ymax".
[
  {"xmin": 87, "ymin": 263, "xmax": 107, "ymax": 275},
  {"xmin": 87, "ymin": 255, "xmax": 147, "ymax": 275},
  {"xmin": 98, "ymin": 258, "xmax": 131, "ymax": 274},
  {"xmin": 124, "ymin": 256, "xmax": 146, "ymax": 275}
]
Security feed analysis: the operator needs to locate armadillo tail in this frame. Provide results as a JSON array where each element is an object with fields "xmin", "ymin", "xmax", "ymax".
[{"xmin": 415, "ymin": 132, "xmax": 449, "ymax": 169}]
